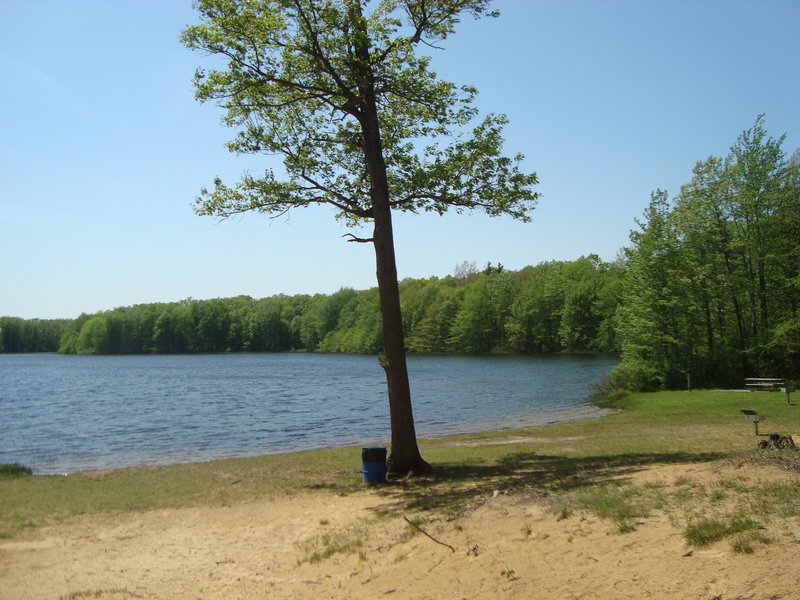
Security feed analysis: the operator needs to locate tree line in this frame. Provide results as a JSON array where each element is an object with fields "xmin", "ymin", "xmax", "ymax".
[
  {"xmin": 30, "ymin": 255, "xmax": 620, "ymax": 356},
  {"xmin": 0, "ymin": 317, "xmax": 67, "ymax": 353},
  {"xmin": 610, "ymin": 116, "xmax": 799, "ymax": 390}
]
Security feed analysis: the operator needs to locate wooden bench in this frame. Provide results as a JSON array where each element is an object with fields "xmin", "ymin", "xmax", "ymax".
[{"xmin": 745, "ymin": 378, "xmax": 785, "ymax": 392}]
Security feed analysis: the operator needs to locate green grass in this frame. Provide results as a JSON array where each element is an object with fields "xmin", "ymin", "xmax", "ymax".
[
  {"xmin": 731, "ymin": 530, "xmax": 773, "ymax": 554},
  {"xmin": 547, "ymin": 482, "xmax": 665, "ymax": 534},
  {"xmin": 1, "ymin": 389, "xmax": 798, "ymax": 540},
  {"xmin": 744, "ymin": 480, "xmax": 800, "ymax": 518},
  {"xmin": 684, "ymin": 515, "xmax": 763, "ymax": 547},
  {"xmin": 0, "ymin": 447, "xmax": 362, "ymax": 538}
]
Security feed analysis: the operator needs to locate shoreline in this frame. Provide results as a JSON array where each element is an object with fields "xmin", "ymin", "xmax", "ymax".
[
  {"xmin": 24, "ymin": 403, "xmax": 616, "ymax": 477},
  {"xmin": 2, "ymin": 352, "xmax": 618, "ymax": 476}
]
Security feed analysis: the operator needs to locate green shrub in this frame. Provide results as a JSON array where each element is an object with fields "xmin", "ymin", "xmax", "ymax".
[
  {"xmin": 606, "ymin": 359, "xmax": 664, "ymax": 392},
  {"xmin": 0, "ymin": 464, "xmax": 33, "ymax": 479}
]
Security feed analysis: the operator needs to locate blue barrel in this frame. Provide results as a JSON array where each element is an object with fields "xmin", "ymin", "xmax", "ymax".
[{"xmin": 361, "ymin": 446, "xmax": 387, "ymax": 484}]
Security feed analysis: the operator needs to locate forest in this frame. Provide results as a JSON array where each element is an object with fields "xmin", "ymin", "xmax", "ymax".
[
  {"xmin": 0, "ymin": 255, "xmax": 623, "ymax": 357},
  {"xmin": 0, "ymin": 317, "xmax": 67, "ymax": 354},
  {"xmin": 2, "ymin": 118, "xmax": 798, "ymax": 391}
]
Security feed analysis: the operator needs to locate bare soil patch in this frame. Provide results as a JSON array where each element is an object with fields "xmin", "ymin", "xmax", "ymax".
[{"xmin": 2, "ymin": 459, "xmax": 798, "ymax": 600}]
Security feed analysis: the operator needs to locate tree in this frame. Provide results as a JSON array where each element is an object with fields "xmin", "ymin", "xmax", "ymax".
[
  {"xmin": 448, "ymin": 269, "xmax": 516, "ymax": 352},
  {"xmin": 558, "ymin": 256, "xmax": 606, "ymax": 351},
  {"xmin": 611, "ymin": 117, "xmax": 799, "ymax": 390},
  {"xmin": 613, "ymin": 191, "xmax": 691, "ymax": 389},
  {"xmin": 152, "ymin": 303, "xmax": 195, "ymax": 353},
  {"xmin": 76, "ymin": 315, "xmax": 111, "ymax": 355},
  {"xmin": 194, "ymin": 299, "xmax": 232, "ymax": 352},
  {"xmin": 506, "ymin": 261, "xmax": 566, "ymax": 352},
  {"xmin": 181, "ymin": 0, "xmax": 538, "ymax": 474},
  {"xmin": 0, "ymin": 317, "xmax": 67, "ymax": 353}
]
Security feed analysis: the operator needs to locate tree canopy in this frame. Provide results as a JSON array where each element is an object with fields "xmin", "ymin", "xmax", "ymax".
[{"xmin": 181, "ymin": 0, "xmax": 537, "ymax": 224}]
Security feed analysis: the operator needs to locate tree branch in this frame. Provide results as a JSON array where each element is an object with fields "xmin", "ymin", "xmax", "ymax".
[
  {"xmin": 343, "ymin": 233, "xmax": 374, "ymax": 243},
  {"xmin": 295, "ymin": 170, "xmax": 372, "ymax": 218}
]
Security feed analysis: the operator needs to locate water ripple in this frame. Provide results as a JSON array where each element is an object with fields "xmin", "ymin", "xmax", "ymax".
[{"xmin": 0, "ymin": 353, "xmax": 616, "ymax": 474}]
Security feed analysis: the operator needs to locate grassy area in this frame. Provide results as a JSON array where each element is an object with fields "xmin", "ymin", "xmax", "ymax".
[
  {"xmin": 0, "ymin": 448, "xmax": 363, "ymax": 539},
  {"xmin": 1, "ymin": 389, "xmax": 798, "ymax": 540}
]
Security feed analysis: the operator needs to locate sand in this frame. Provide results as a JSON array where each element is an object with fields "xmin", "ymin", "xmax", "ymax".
[{"xmin": 1, "ymin": 460, "xmax": 798, "ymax": 600}]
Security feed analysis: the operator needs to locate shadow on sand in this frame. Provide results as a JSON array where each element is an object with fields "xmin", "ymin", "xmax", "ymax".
[{"xmin": 341, "ymin": 450, "xmax": 728, "ymax": 515}]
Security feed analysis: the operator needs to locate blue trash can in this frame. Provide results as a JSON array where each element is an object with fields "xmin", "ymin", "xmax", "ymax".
[{"xmin": 361, "ymin": 446, "xmax": 387, "ymax": 484}]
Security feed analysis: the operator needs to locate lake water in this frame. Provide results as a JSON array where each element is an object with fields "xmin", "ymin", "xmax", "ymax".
[{"xmin": 0, "ymin": 353, "xmax": 617, "ymax": 474}]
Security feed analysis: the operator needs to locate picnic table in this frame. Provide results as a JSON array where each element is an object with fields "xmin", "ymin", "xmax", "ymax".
[
  {"xmin": 745, "ymin": 378, "xmax": 785, "ymax": 391},
  {"xmin": 745, "ymin": 378, "xmax": 797, "ymax": 405}
]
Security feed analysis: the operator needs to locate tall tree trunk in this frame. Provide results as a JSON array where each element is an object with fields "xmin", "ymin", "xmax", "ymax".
[
  {"xmin": 372, "ymin": 204, "xmax": 431, "ymax": 475},
  {"xmin": 349, "ymin": 0, "xmax": 430, "ymax": 475}
]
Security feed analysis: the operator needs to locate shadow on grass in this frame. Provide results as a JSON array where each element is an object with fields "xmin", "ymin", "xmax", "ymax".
[{"xmin": 358, "ymin": 451, "xmax": 727, "ymax": 515}]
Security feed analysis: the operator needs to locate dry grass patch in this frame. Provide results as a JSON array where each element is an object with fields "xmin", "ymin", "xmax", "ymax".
[{"xmin": 295, "ymin": 519, "xmax": 372, "ymax": 564}]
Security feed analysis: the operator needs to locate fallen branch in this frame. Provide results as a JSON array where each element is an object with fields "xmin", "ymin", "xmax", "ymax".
[{"xmin": 404, "ymin": 516, "xmax": 455, "ymax": 552}]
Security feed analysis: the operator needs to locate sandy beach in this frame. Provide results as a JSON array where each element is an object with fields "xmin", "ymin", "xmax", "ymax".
[{"xmin": 2, "ymin": 457, "xmax": 798, "ymax": 600}]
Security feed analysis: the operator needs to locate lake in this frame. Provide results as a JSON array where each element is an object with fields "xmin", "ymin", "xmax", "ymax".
[{"xmin": 0, "ymin": 353, "xmax": 617, "ymax": 474}]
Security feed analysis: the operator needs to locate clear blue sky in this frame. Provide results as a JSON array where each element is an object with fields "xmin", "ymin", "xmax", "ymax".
[{"xmin": 2, "ymin": 0, "xmax": 798, "ymax": 320}]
